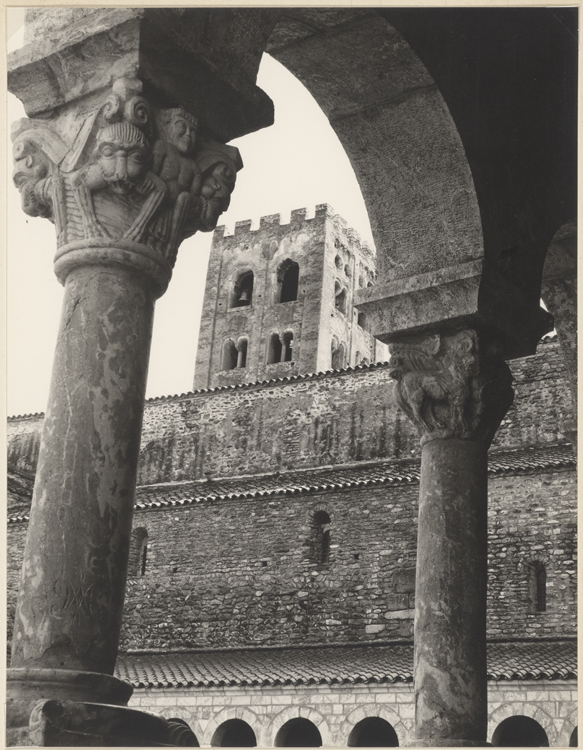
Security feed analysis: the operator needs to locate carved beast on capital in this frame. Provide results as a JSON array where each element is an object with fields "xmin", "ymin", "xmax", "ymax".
[
  {"xmin": 388, "ymin": 329, "xmax": 513, "ymax": 446},
  {"xmin": 12, "ymin": 78, "xmax": 241, "ymax": 267}
]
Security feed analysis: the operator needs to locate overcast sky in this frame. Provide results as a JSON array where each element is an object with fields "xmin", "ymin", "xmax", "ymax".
[{"xmin": 7, "ymin": 13, "xmax": 374, "ymax": 417}]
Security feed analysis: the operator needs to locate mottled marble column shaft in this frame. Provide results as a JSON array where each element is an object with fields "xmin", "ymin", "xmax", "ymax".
[
  {"xmin": 11, "ymin": 247, "xmax": 165, "ymax": 674},
  {"xmin": 415, "ymin": 439, "xmax": 487, "ymax": 743}
]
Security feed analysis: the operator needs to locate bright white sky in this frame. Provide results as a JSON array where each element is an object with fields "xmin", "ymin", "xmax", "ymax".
[{"xmin": 6, "ymin": 12, "xmax": 373, "ymax": 417}]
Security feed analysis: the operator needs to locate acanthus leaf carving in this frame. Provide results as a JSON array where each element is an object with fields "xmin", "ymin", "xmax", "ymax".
[
  {"xmin": 388, "ymin": 329, "xmax": 514, "ymax": 447},
  {"xmin": 12, "ymin": 78, "xmax": 241, "ymax": 269}
]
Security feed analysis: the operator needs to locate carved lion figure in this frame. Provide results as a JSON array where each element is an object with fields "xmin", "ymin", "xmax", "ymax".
[{"xmin": 388, "ymin": 331, "xmax": 479, "ymax": 439}]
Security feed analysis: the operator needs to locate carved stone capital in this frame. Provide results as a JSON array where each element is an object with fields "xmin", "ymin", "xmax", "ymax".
[
  {"xmin": 388, "ymin": 329, "xmax": 513, "ymax": 447},
  {"xmin": 12, "ymin": 77, "xmax": 242, "ymax": 283}
]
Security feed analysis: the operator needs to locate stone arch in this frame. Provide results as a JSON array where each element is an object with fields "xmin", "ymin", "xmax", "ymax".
[
  {"xmin": 205, "ymin": 706, "xmax": 261, "ymax": 748},
  {"xmin": 276, "ymin": 258, "xmax": 300, "ymax": 303},
  {"xmin": 267, "ymin": 11, "xmax": 483, "ymax": 286},
  {"xmin": 341, "ymin": 705, "xmax": 406, "ymax": 747},
  {"xmin": 268, "ymin": 706, "xmax": 331, "ymax": 748},
  {"xmin": 488, "ymin": 701, "xmax": 557, "ymax": 747},
  {"xmin": 222, "ymin": 338, "xmax": 238, "ymax": 370},
  {"xmin": 491, "ymin": 715, "xmax": 549, "ymax": 747},
  {"xmin": 211, "ymin": 718, "xmax": 257, "ymax": 747}
]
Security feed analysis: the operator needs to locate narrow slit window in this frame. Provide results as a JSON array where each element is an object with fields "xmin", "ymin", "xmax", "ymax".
[
  {"xmin": 222, "ymin": 339, "xmax": 238, "ymax": 370},
  {"xmin": 282, "ymin": 331, "xmax": 294, "ymax": 362},
  {"xmin": 312, "ymin": 510, "xmax": 331, "ymax": 565},
  {"xmin": 267, "ymin": 333, "xmax": 282, "ymax": 364},
  {"xmin": 237, "ymin": 338, "xmax": 248, "ymax": 368}
]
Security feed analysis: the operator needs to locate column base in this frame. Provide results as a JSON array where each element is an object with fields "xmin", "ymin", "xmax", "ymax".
[
  {"xmin": 6, "ymin": 667, "xmax": 133, "ymax": 730},
  {"xmin": 7, "ymin": 699, "xmax": 198, "ymax": 747}
]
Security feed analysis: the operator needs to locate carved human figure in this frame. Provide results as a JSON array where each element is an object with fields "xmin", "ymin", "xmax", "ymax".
[
  {"xmin": 151, "ymin": 108, "xmax": 203, "ymax": 258},
  {"xmin": 70, "ymin": 121, "xmax": 167, "ymax": 242}
]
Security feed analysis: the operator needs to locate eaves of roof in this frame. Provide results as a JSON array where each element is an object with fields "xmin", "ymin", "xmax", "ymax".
[
  {"xmin": 115, "ymin": 639, "xmax": 576, "ymax": 689},
  {"xmin": 7, "ymin": 444, "xmax": 574, "ymax": 523}
]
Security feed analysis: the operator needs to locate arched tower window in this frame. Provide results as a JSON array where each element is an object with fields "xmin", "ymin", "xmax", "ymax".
[
  {"xmin": 335, "ymin": 281, "xmax": 347, "ymax": 314},
  {"xmin": 348, "ymin": 717, "xmax": 399, "ymax": 747},
  {"xmin": 237, "ymin": 337, "xmax": 248, "ymax": 368},
  {"xmin": 357, "ymin": 311, "xmax": 368, "ymax": 331},
  {"xmin": 528, "ymin": 561, "xmax": 547, "ymax": 612},
  {"xmin": 222, "ymin": 339, "xmax": 238, "ymax": 370},
  {"xmin": 278, "ymin": 260, "xmax": 300, "ymax": 303},
  {"xmin": 312, "ymin": 510, "xmax": 331, "ymax": 565},
  {"xmin": 212, "ymin": 719, "xmax": 257, "ymax": 747},
  {"xmin": 128, "ymin": 527, "xmax": 148, "ymax": 577},
  {"xmin": 230, "ymin": 271, "xmax": 254, "ymax": 308},
  {"xmin": 275, "ymin": 718, "xmax": 322, "ymax": 747},
  {"xmin": 267, "ymin": 333, "xmax": 282, "ymax": 364},
  {"xmin": 282, "ymin": 331, "xmax": 294, "ymax": 362},
  {"xmin": 331, "ymin": 341, "xmax": 346, "ymax": 369}
]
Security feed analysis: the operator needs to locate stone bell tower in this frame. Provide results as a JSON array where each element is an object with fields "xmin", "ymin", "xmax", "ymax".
[{"xmin": 194, "ymin": 204, "xmax": 389, "ymax": 389}]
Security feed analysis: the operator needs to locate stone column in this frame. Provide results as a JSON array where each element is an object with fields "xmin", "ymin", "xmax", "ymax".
[
  {"xmin": 6, "ymin": 7, "xmax": 278, "ymax": 740},
  {"xmin": 388, "ymin": 329, "xmax": 513, "ymax": 745}
]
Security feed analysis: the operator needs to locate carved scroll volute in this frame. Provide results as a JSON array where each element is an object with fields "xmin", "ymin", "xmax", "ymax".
[
  {"xmin": 11, "ymin": 77, "xmax": 242, "ymax": 270},
  {"xmin": 388, "ymin": 329, "xmax": 513, "ymax": 447}
]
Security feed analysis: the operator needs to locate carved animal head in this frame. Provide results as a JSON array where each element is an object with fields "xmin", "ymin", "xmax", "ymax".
[
  {"xmin": 13, "ymin": 140, "xmax": 52, "ymax": 217},
  {"xmin": 95, "ymin": 122, "xmax": 150, "ymax": 194}
]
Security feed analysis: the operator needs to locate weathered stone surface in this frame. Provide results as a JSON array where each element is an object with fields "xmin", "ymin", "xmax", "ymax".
[
  {"xmin": 415, "ymin": 439, "xmax": 489, "ymax": 743},
  {"xmin": 11, "ymin": 259, "xmax": 158, "ymax": 675},
  {"xmin": 10, "ymin": 8, "xmax": 277, "ymax": 142},
  {"xmin": 6, "ymin": 668, "xmax": 132, "ymax": 731},
  {"xmin": 27, "ymin": 699, "xmax": 179, "ymax": 746},
  {"xmin": 541, "ymin": 220, "xmax": 577, "ymax": 414},
  {"xmin": 388, "ymin": 329, "xmax": 514, "ymax": 447},
  {"xmin": 12, "ymin": 78, "xmax": 241, "ymax": 270}
]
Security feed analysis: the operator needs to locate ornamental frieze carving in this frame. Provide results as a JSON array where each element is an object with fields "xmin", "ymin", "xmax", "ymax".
[
  {"xmin": 12, "ymin": 78, "xmax": 241, "ymax": 268},
  {"xmin": 388, "ymin": 329, "xmax": 513, "ymax": 447}
]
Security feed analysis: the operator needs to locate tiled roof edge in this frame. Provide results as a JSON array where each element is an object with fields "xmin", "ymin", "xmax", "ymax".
[{"xmin": 8, "ymin": 444, "xmax": 574, "ymax": 522}]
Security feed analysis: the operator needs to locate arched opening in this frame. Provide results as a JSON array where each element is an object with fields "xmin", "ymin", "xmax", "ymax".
[
  {"xmin": 348, "ymin": 717, "xmax": 399, "ymax": 747},
  {"xmin": 128, "ymin": 527, "xmax": 148, "ymax": 577},
  {"xmin": 275, "ymin": 718, "xmax": 322, "ymax": 747},
  {"xmin": 335, "ymin": 282, "xmax": 347, "ymax": 315},
  {"xmin": 491, "ymin": 716, "xmax": 549, "ymax": 747},
  {"xmin": 237, "ymin": 337, "xmax": 248, "ymax": 368},
  {"xmin": 312, "ymin": 510, "xmax": 331, "ymax": 564},
  {"xmin": 528, "ymin": 561, "xmax": 547, "ymax": 612},
  {"xmin": 222, "ymin": 339, "xmax": 238, "ymax": 370},
  {"xmin": 569, "ymin": 726, "xmax": 578, "ymax": 747},
  {"xmin": 230, "ymin": 271, "xmax": 254, "ymax": 308},
  {"xmin": 357, "ymin": 311, "xmax": 368, "ymax": 331},
  {"xmin": 278, "ymin": 260, "xmax": 300, "ymax": 303},
  {"xmin": 331, "ymin": 341, "xmax": 346, "ymax": 369},
  {"xmin": 267, "ymin": 333, "xmax": 282, "ymax": 364},
  {"xmin": 212, "ymin": 719, "xmax": 257, "ymax": 747},
  {"xmin": 282, "ymin": 330, "xmax": 294, "ymax": 362},
  {"xmin": 167, "ymin": 718, "xmax": 200, "ymax": 747}
]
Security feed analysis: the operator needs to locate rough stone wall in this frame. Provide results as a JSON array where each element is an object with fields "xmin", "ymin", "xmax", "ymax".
[
  {"xmin": 6, "ymin": 339, "xmax": 573, "ymax": 485},
  {"xmin": 128, "ymin": 680, "xmax": 577, "ymax": 747},
  {"xmin": 487, "ymin": 468, "xmax": 577, "ymax": 638}
]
